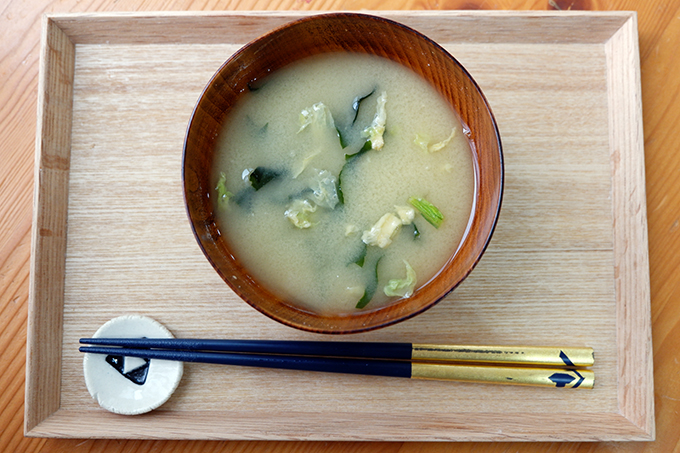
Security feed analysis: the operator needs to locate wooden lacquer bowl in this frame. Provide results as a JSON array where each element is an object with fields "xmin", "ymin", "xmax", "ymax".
[{"xmin": 183, "ymin": 13, "xmax": 503, "ymax": 334}]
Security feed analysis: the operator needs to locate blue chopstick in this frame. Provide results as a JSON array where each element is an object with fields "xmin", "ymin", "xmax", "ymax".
[
  {"xmin": 79, "ymin": 346, "xmax": 412, "ymax": 378},
  {"xmin": 79, "ymin": 338, "xmax": 413, "ymax": 360}
]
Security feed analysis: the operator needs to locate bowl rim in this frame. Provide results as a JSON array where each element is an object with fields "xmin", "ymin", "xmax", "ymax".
[{"xmin": 182, "ymin": 12, "xmax": 504, "ymax": 334}]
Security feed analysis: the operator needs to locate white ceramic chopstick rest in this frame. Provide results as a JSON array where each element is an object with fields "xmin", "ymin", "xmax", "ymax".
[{"xmin": 83, "ymin": 315, "xmax": 183, "ymax": 415}]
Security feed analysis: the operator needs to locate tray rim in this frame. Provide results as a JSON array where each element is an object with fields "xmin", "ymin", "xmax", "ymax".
[{"xmin": 25, "ymin": 10, "xmax": 653, "ymax": 441}]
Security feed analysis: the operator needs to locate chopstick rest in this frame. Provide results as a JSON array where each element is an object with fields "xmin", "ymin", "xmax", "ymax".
[
  {"xmin": 80, "ymin": 338, "xmax": 594, "ymax": 389},
  {"xmin": 82, "ymin": 315, "xmax": 183, "ymax": 415}
]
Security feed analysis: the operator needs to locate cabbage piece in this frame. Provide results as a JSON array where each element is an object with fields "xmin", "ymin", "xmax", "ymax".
[
  {"xmin": 361, "ymin": 91, "xmax": 387, "ymax": 150},
  {"xmin": 309, "ymin": 169, "xmax": 339, "ymax": 209},
  {"xmin": 394, "ymin": 205, "xmax": 415, "ymax": 225},
  {"xmin": 345, "ymin": 224, "xmax": 359, "ymax": 236},
  {"xmin": 298, "ymin": 102, "xmax": 335, "ymax": 133},
  {"xmin": 295, "ymin": 103, "xmax": 341, "ymax": 177},
  {"xmin": 413, "ymin": 133, "xmax": 430, "ymax": 153},
  {"xmin": 414, "ymin": 128, "xmax": 456, "ymax": 153},
  {"xmin": 362, "ymin": 212, "xmax": 402, "ymax": 248},
  {"xmin": 215, "ymin": 172, "xmax": 234, "ymax": 208},
  {"xmin": 429, "ymin": 128, "xmax": 456, "ymax": 153},
  {"xmin": 292, "ymin": 149, "xmax": 321, "ymax": 179},
  {"xmin": 384, "ymin": 260, "xmax": 417, "ymax": 298},
  {"xmin": 284, "ymin": 199, "xmax": 317, "ymax": 229}
]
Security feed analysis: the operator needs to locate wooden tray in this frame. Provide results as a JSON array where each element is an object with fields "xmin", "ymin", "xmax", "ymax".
[{"xmin": 26, "ymin": 11, "xmax": 653, "ymax": 441}]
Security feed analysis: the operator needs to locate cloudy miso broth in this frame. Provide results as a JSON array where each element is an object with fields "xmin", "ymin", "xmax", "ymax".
[{"xmin": 212, "ymin": 52, "xmax": 475, "ymax": 314}]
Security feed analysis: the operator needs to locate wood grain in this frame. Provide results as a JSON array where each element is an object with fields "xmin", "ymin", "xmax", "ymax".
[
  {"xmin": 604, "ymin": 14, "xmax": 654, "ymax": 437},
  {"xmin": 1, "ymin": 0, "xmax": 679, "ymax": 452},
  {"xmin": 23, "ymin": 10, "xmax": 645, "ymax": 441},
  {"xmin": 25, "ymin": 14, "xmax": 75, "ymax": 434}
]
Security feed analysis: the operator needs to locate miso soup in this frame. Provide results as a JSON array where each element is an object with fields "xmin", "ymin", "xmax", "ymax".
[{"xmin": 212, "ymin": 52, "xmax": 475, "ymax": 314}]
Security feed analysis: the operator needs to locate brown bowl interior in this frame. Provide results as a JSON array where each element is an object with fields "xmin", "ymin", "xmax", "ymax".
[{"xmin": 183, "ymin": 13, "xmax": 503, "ymax": 334}]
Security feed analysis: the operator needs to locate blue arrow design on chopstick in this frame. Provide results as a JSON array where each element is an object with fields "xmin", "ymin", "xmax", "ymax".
[
  {"xmin": 559, "ymin": 350, "xmax": 585, "ymax": 389},
  {"xmin": 548, "ymin": 372, "xmax": 576, "ymax": 387}
]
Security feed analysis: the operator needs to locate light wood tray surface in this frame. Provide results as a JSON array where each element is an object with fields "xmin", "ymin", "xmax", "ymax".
[{"xmin": 26, "ymin": 10, "xmax": 653, "ymax": 441}]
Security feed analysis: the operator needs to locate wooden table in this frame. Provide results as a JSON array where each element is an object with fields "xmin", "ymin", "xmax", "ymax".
[{"xmin": 2, "ymin": 0, "xmax": 679, "ymax": 451}]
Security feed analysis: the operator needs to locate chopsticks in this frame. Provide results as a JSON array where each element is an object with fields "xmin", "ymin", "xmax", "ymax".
[{"xmin": 79, "ymin": 338, "xmax": 594, "ymax": 389}]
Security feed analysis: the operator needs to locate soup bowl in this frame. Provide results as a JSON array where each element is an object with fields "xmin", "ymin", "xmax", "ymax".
[{"xmin": 183, "ymin": 12, "xmax": 503, "ymax": 334}]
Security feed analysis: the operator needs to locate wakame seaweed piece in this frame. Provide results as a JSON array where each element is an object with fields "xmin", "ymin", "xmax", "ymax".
[
  {"xmin": 351, "ymin": 88, "xmax": 376, "ymax": 125},
  {"xmin": 412, "ymin": 222, "xmax": 421, "ymax": 239},
  {"xmin": 351, "ymin": 242, "xmax": 368, "ymax": 267},
  {"xmin": 337, "ymin": 165, "xmax": 346, "ymax": 205},
  {"xmin": 336, "ymin": 126, "xmax": 348, "ymax": 149},
  {"xmin": 245, "ymin": 116, "xmax": 269, "ymax": 137},
  {"xmin": 287, "ymin": 187, "xmax": 313, "ymax": 202},
  {"xmin": 337, "ymin": 140, "xmax": 373, "ymax": 205},
  {"xmin": 344, "ymin": 139, "xmax": 373, "ymax": 161},
  {"xmin": 356, "ymin": 289, "xmax": 372, "ymax": 310},
  {"xmin": 232, "ymin": 187, "xmax": 255, "ymax": 210},
  {"xmin": 249, "ymin": 166, "xmax": 283, "ymax": 191},
  {"xmin": 356, "ymin": 256, "xmax": 382, "ymax": 309},
  {"xmin": 247, "ymin": 77, "xmax": 267, "ymax": 92}
]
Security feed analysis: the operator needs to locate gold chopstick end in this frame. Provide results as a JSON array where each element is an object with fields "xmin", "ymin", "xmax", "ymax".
[{"xmin": 411, "ymin": 363, "xmax": 594, "ymax": 389}]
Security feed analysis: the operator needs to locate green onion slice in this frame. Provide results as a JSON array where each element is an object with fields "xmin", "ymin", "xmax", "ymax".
[{"xmin": 408, "ymin": 196, "xmax": 444, "ymax": 229}]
